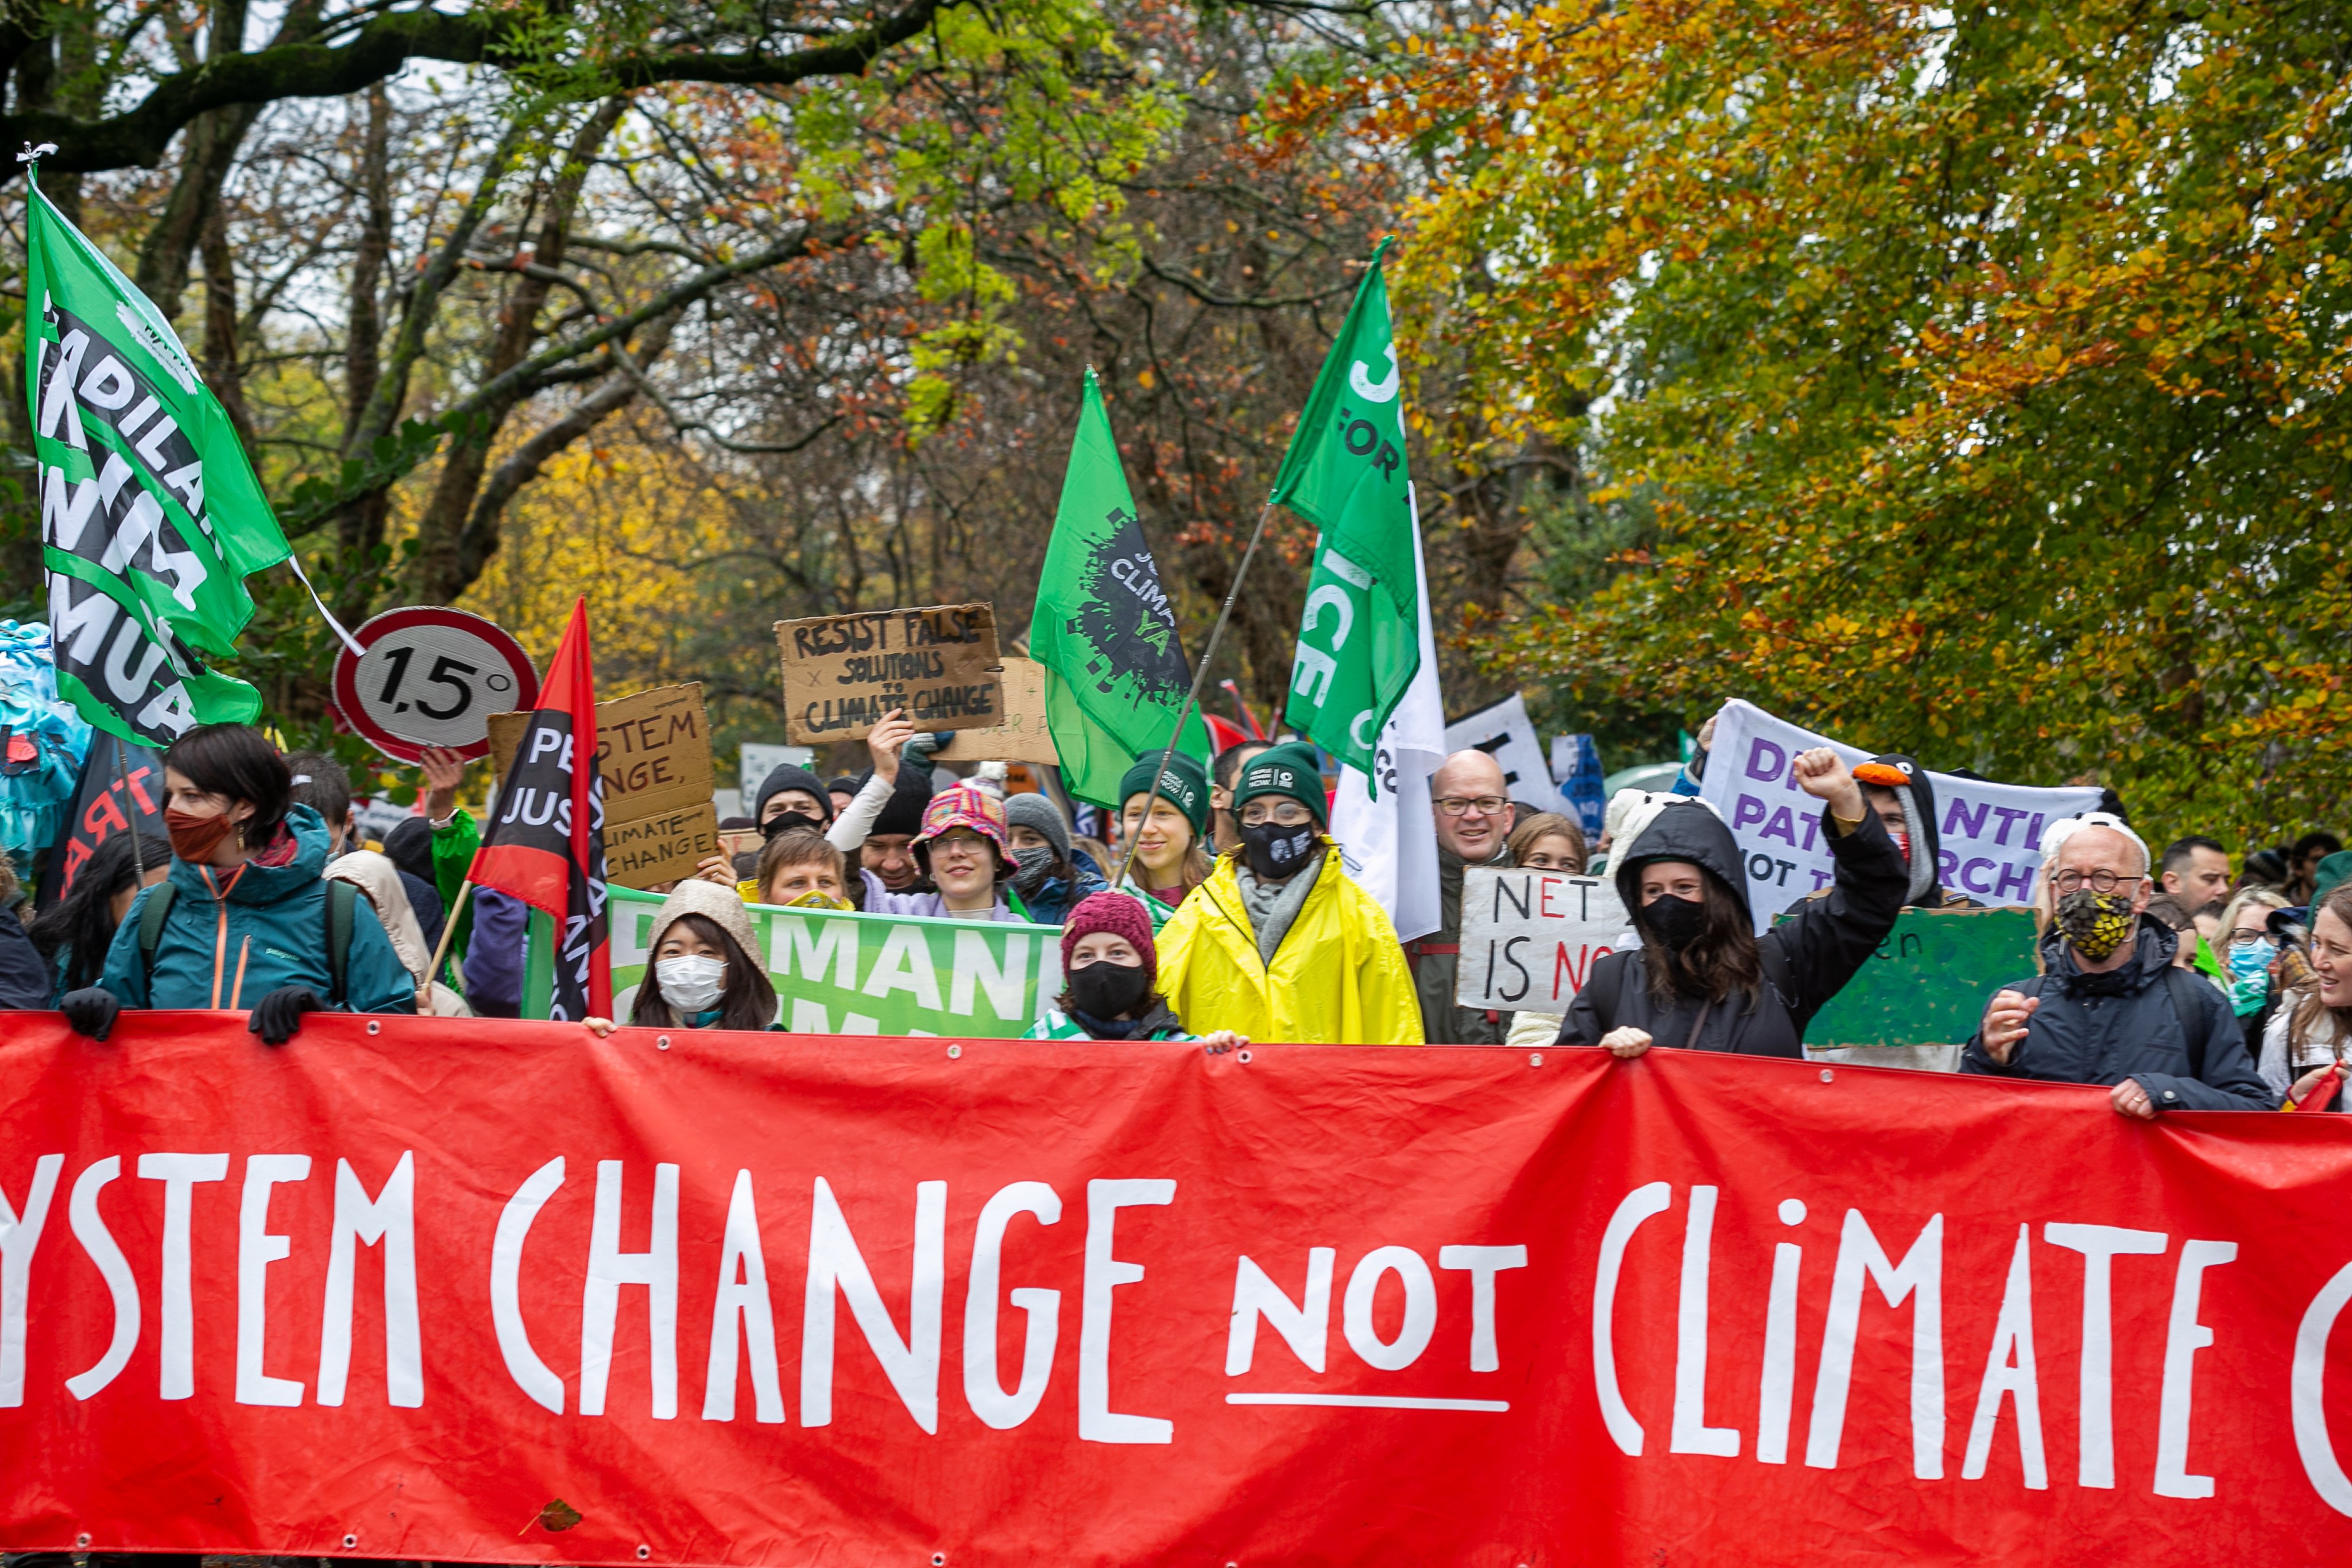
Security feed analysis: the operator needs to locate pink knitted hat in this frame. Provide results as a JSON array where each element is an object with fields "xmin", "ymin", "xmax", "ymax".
[{"xmin": 1062, "ymin": 892, "xmax": 1158, "ymax": 986}]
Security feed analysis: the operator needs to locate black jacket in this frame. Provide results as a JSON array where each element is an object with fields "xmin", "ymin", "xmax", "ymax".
[
  {"xmin": 1556, "ymin": 797, "xmax": 1909, "ymax": 1056},
  {"xmin": 0, "ymin": 910, "xmax": 49, "ymax": 1008},
  {"xmin": 1961, "ymin": 926, "xmax": 2274, "ymax": 1109}
]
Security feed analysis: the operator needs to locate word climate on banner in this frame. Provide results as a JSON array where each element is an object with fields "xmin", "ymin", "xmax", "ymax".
[
  {"xmin": 1699, "ymin": 699, "xmax": 2103, "ymax": 933},
  {"xmin": 7, "ymin": 1018, "xmax": 2352, "ymax": 1567},
  {"xmin": 1456, "ymin": 865, "xmax": 1630, "ymax": 1012},
  {"xmin": 776, "ymin": 604, "xmax": 1003, "ymax": 744}
]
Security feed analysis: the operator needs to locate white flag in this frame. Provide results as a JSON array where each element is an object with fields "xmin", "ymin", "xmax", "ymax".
[{"xmin": 1333, "ymin": 486, "xmax": 1446, "ymax": 942}]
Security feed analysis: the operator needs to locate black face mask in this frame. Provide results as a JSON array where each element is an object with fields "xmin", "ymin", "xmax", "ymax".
[
  {"xmin": 1011, "ymin": 844, "xmax": 1058, "ymax": 897},
  {"xmin": 762, "ymin": 810, "xmax": 823, "ymax": 841},
  {"xmin": 1642, "ymin": 893, "xmax": 1707, "ymax": 951},
  {"xmin": 1067, "ymin": 960, "xmax": 1152, "ymax": 1020},
  {"xmin": 1240, "ymin": 820, "xmax": 1318, "ymax": 880}
]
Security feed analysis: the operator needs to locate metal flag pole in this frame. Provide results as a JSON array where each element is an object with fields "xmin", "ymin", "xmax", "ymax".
[{"xmin": 1113, "ymin": 498, "xmax": 1280, "ymax": 892}]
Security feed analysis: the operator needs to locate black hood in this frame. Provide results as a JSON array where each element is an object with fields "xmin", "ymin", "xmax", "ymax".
[
  {"xmin": 1854, "ymin": 752, "xmax": 1941, "ymax": 906},
  {"xmin": 1612, "ymin": 799, "xmax": 1750, "ymax": 926}
]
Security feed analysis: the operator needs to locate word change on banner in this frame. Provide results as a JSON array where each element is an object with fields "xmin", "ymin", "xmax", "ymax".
[
  {"xmin": 1442, "ymin": 693, "xmax": 1556, "ymax": 811},
  {"xmin": 6, "ymin": 1016, "xmax": 2352, "ymax": 1567},
  {"xmin": 1699, "ymin": 699, "xmax": 2103, "ymax": 932},
  {"xmin": 776, "ymin": 603, "xmax": 1002, "ymax": 744},
  {"xmin": 937, "ymin": 655, "xmax": 1059, "ymax": 765},
  {"xmin": 493, "ymin": 684, "xmax": 718, "ymax": 888},
  {"xmin": 1455, "ymin": 865, "xmax": 1630, "ymax": 1011},
  {"xmin": 333, "ymin": 606, "xmax": 540, "ymax": 762},
  {"xmin": 532, "ymin": 884, "xmax": 1062, "ymax": 1035}
]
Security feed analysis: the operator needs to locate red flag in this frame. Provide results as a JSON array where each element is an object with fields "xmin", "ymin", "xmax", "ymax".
[{"xmin": 467, "ymin": 598, "xmax": 609, "ymax": 1018}]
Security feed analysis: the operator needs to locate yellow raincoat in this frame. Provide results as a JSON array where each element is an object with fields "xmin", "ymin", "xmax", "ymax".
[{"xmin": 1155, "ymin": 849, "xmax": 1424, "ymax": 1044}]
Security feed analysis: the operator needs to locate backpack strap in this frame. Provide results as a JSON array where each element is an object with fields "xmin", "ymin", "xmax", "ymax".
[
  {"xmin": 2163, "ymin": 966, "xmax": 2212, "ymax": 1080},
  {"xmin": 324, "ymin": 879, "xmax": 357, "ymax": 1007},
  {"xmin": 136, "ymin": 882, "xmax": 176, "ymax": 993}
]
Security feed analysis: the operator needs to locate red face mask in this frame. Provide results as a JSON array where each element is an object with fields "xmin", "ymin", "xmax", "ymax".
[
  {"xmin": 1889, "ymin": 828, "xmax": 1910, "ymax": 864},
  {"xmin": 164, "ymin": 806, "xmax": 238, "ymax": 865}
]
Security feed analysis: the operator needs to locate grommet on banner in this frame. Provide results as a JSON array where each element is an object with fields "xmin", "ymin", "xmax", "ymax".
[
  {"xmin": 75, "ymin": 1535, "xmax": 89, "ymax": 1549},
  {"xmin": 947, "ymin": 1044, "xmax": 962, "ymax": 1059},
  {"xmin": 1236, "ymin": 1048, "xmax": 1252, "ymax": 1063},
  {"xmin": 366, "ymin": 1020, "xmax": 381, "ymax": 1035},
  {"xmin": 342, "ymin": 1535, "xmax": 358, "ymax": 1549},
  {"xmin": 656, "ymin": 1035, "xmax": 672, "ymax": 1050},
  {"xmin": 1819, "ymin": 1068, "xmax": 1834, "ymax": 1083},
  {"xmin": 1528, "ymin": 1052, "xmax": 1543, "ymax": 1067},
  {"xmin": 931, "ymin": 1555, "xmax": 947, "ymax": 1566},
  {"xmin": 636, "ymin": 1546, "xmax": 651, "ymax": 1561}
]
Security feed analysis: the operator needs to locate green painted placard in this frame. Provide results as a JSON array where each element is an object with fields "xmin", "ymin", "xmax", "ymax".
[
  {"xmin": 1799, "ymin": 905, "xmax": 2039, "ymax": 1049},
  {"xmin": 524, "ymin": 886, "xmax": 1061, "ymax": 1035}
]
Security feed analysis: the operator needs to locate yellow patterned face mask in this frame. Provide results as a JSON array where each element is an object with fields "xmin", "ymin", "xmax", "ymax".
[
  {"xmin": 783, "ymin": 888, "xmax": 854, "ymax": 912},
  {"xmin": 2056, "ymin": 889, "xmax": 2137, "ymax": 960}
]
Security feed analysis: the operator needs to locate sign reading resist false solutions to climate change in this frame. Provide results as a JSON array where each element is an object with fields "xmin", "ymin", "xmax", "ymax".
[
  {"xmin": 775, "ymin": 603, "xmax": 1003, "ymax": 745},
  {"xmin": 1699, "ymin": 699, "xmax": 2103, "ymax": 933},
  {"xmin": 8, "ymin": 1018, "xmax": 2352, "ymax": 1567},
  {"xmin": 1455, "ymin": 865, "xmax": 1630, "ymax": 1012}
]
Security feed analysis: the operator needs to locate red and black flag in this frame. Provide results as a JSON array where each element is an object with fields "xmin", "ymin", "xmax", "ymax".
[
  {"xmin": 33, "ymin": 733, "xmax": 163, "ymax": 912},
  {"xmin": 468, "ymin": 598, "xmax": 609, "ymax": 1020}
]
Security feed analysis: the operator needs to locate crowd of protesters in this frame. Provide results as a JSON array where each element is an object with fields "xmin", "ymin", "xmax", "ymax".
[{"xmin": 2, "ymin": 707, "xmax": 2347, "ymax": 1119}]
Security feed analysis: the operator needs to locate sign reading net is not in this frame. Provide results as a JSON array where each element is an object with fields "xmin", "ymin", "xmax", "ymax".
[
  {"xmin": 1457, "ymin": 866, "xmax": 1630, "ymax": 1012},
  {"xmin": 490, "ymin": 683, "xmax": 717, "ymax": 888},
  {"xmin": 775, "ymin": 603, "xmax": 1002, "ymax": 744}
]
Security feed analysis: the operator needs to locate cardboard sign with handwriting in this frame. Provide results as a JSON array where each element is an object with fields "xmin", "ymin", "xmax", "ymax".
[
  {"xmin": 775, "ymin": 603, "xmax": 1003, "ymax": 744},
  {"xmin": 489, "ymin": 683, "xmax": 719, "ymax": 888},
  {"xmin": 935, "ymin": 655, "xmax": 1059, "ymax": 765}
]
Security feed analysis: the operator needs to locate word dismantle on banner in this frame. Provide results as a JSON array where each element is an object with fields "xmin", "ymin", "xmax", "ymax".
[
  {"xmin": 1700, "ymin": 699, "xmax": 2104, "ymax": 934},
  {"xmin": 7, "ymin": 1019, "xmax": 2352, "ymax": 1567}
]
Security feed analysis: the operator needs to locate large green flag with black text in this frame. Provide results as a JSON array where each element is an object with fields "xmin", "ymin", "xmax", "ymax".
[
  {"xmin": 1272, "ymin": 240, "xmax": 1420, "ymax": 776},
  {"xmin": 26, "ymin": 180, "xmax": 289, "ymax": 744},
  {"xmin": 1028, "ymin": 370, "xmax": 1207, "ymax": 807}
]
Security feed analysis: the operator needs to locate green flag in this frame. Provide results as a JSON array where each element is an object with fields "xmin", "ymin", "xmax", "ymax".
[
  {"xmin": 1028, "ymin": 369, "xmax": 1208, "ymax": 807},
  {"xmin": 1272, "ymin": 239, "xmax": 1419, "ymax": 775},
  {"xmin": 26, "ymin": 179, "xmax": 290, "ymax": 745}
]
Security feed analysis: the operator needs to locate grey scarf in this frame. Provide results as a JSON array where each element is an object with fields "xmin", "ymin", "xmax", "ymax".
[{"xmin": 1235, "ymin": 854, "xmax": 1323, "ymax": 966}]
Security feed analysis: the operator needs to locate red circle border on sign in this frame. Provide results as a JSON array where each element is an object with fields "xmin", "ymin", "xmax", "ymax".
[{"xmin": 330, "ymin": 606, "xmax": 541, "ymax": 764}]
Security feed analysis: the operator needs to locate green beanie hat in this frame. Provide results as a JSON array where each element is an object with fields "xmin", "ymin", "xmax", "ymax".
[
  {"xmin": 1118, "ymin": 751, "xmax": 1212, "ymax": 835},
  {"xmin": 1232, "ymin": 741, "xmax": 1327, "ymax": 826}
]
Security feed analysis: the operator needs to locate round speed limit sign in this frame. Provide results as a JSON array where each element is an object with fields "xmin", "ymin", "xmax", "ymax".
[{"xmin": 332, "ymin": 607, "xmax": 541, "ymax": 762}]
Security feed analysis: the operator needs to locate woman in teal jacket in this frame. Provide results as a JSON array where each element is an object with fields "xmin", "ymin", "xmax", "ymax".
[{"xmin": 60, "ymin": 723, "xmax": 414, "ymax": 1043}]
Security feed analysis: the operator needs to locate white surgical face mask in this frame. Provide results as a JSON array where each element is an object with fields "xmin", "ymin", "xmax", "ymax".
[{"xmin": 656, "ymin": 955, "xmax": 727, "ymax": 1013}]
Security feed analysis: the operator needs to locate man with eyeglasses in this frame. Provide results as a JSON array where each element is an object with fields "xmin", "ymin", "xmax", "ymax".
[
  {"xmin": 1964, "ymin": 812, "xmax": 2272, "ymax": 1113},
  {"xmin": 1405, "ymin": 750, "xmax": 1521, "ymax": 1044}
]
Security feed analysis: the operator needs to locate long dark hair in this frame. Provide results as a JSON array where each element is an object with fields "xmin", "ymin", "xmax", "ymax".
[
  {"xmin": 1637, "ymin": 868, "xmax": 1763, "ymax": 1007},
  {"xmin": 628, "ymin": 913, "xmax": 777, "ymax": 1031},
  {"xmin": 29, "ymin": 832, "xmax": 171, "ymax": 992}
]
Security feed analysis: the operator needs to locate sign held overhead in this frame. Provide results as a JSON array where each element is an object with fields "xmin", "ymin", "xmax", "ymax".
[
  {"xmin": 775, "ymin": 603, "xmax": 1003, "ymax": 745},
  {"xmin": 490, "ymin": 682, "xmax": 718, "ymax": 888}
]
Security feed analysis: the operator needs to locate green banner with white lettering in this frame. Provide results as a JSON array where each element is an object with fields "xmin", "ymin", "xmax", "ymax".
[{"xmin": 526, "ymin": 887, "xmax": 1063, "ymax": 1035}]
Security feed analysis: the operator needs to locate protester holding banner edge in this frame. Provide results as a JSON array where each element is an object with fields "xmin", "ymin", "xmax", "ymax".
[
  {"xmin": 1965, "ymin": 812, "xmax": 2272, "ymax": 1113},
  {"xmin": 1023, "ymin": 891, "xmax": 1244, "ymax": 1048},
  {"xmin": 585, "ymin": 879, "xmax": 779, "ymax": 1035},
  {"xmin": 1556, "ymin": 748, "xmax": 1906, "ymax": 1059},
  {"xmin": 64, "ymin": 723, "xmax": 413, "ymax": 1043}
]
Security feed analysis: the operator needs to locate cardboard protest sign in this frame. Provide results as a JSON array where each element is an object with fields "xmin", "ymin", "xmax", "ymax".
[
  {"xmin": 525, "ymin": 884, "xmax": 1061, "ymax": 1035},
  {"xmin": 775, "ymin": 603, "xmax": 1003, "ymax": 744},
  {"xmin": 1697, "ymin": 699, "xmax": 2103, "ymax": 934},
  {"xmin": 490, "ymin": 682, "xmax": 718, "ymax": 888},
  {"xmin": 1456, "ymin": 865, "xmax": 1632, "ymax": 1012},
  {"xmin": 1444, "ymin": 694, "xmax": 1557, "ymax": 811},
  {"xmin": 1798, "ymin": 905, "xmax": 2039, "ymax": 1070},
  {"xmin": 936, "ymin": 655, "xmax": 1060, "ymax": 764}
]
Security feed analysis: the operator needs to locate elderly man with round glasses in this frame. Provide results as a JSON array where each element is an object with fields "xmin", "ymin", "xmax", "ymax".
[{"xmin": 1964, "ymin": 812, "xmax": 2273, "ymax": 1113}]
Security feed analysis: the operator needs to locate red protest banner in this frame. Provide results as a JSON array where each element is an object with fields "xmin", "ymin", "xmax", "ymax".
[{"xmin": 2, "ymin": 1013, "xmax": 2350, "ymax": 1566}]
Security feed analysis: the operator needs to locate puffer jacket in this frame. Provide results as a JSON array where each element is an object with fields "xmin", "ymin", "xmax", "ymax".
[
  {"xmin": 100, "ymin": 805, "xmax": 415, "ymax": 1015},
  {"xmin": 1962, "ymin": 925, "xmax": 2273, "ymax": 1109},
  {"xmin": 1556, "ymin": 796, "xmax": 1908, "ymax": 1056},
  {"xmin": 1156, "ymin": 848, "xmax": 1423, "ymax": 1045}
]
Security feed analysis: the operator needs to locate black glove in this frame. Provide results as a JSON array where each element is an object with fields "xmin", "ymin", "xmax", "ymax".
[
  {"xmin": 247, "ymin": 986, "xmax": 321, "ymax": 1046},
  {"xmin": 60, "ymin": 987, "xmax": 122, "ymax": 1042}
]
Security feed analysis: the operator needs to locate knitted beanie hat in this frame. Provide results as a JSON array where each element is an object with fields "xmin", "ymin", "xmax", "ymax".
[
  {"xmin": 869, "ymin": 761, "xmax": 935, "ymax": 838},
  {"xmin": 1004, "ymin": 791, "xmax": 1073, "ymax": 862},
  {"xmin": 1062, "ymin": 891, "xmax": 1158, "ymax": 987},
  {"xmin": 754, "ymin": 763, "xmax": 834, "ymax": 826},
  {"xmin": 645, "ymin": 878, "xmax": 759, "ymax": 967},
  {"xmin": 1232, "ymin": 741, "xmax": 1327, "ymax": 826},
  {"xmin": 1117, "ymin": 750, "xmax": 1212, "ymax": 835}
]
